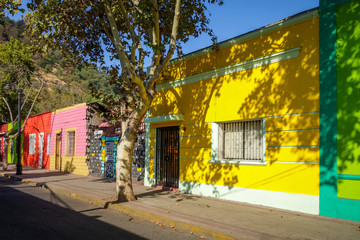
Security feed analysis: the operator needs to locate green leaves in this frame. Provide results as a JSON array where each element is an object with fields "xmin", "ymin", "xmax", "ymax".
[
  {"xmin": 0, "ymin": 0, "xmax": 24, "ymax": 16},
  {"xmin": 24, "ymin": 0, "xmax": 223, "ymax": 121},
  {"xmin": 0, "ymin": 38, "xmax": 36, "ymax": 122}
]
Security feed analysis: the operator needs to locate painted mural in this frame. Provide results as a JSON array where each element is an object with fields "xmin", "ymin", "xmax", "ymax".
[
  {"xmin": 88, "ymin": 120, "xmax": 146, "ymax": 179},
  {"xmin": 87, "ymin": 130, "xmax": 103, "ymax": 177}
]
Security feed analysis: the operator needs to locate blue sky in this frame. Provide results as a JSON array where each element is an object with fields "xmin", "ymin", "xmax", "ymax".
[
  {"xmin": 8, "ymin": 0, "xmax": 319, "ymax": 67},
  {"xmin": 182, "ymin": 0, "xmax": 319, "ymax": 55}
]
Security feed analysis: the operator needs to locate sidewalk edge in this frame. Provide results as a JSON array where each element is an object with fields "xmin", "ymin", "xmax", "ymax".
[{"xmin": 1, "ymin": 173, "xmax": 241, "ymax": 240}]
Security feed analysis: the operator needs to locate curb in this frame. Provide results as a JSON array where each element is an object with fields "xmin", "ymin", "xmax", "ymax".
[{"xmin": 1, "ymin": 172, "xmax": 242, "ymax": 240}]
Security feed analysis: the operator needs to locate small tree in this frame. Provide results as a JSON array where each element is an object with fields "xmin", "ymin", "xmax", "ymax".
[
  {"xmin": 0, "ymin": 39, "xmax": 44, "ymax": 170},
  {"xmin": 25, "ymin": 0, "xmax": 223, "ymax": 201}
]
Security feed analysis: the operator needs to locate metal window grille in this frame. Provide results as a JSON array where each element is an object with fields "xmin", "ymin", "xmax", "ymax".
[
  {"xmin": 67, "ymin": 131, "xmax": 75, "ymax": 155},
  {"xmin": 29, "ymin": 134, "xmax": 36, "ymax": 155},
  {"xmin": 219, "ymin": 120, "xmax": 263, "ymax": 161}
]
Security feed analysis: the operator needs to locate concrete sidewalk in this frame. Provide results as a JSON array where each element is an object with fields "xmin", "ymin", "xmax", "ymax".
[{"xmin": 1, "ymin": 164, "xmax": 359, "ymax": 240}]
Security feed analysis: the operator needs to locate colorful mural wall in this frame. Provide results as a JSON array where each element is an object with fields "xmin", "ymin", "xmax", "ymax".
[
  {"xmin": 145, "ymin": 9, "xmax": 320, "ymax": 214},
  {"xmin": 87, "ymin": 120, "xmax": 146, "ymax": 179},
  {"xmin": 22, "ymin": 112, "xmax": 51, "ymax": 169},
  {"xmin": 319, "ymin": 0, "xmax": 360, "ymax": 221}
]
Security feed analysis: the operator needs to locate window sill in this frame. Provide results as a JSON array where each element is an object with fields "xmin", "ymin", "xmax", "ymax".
[{"xmin": 210, "ymin": 159, "xmax": 267, "ymax": 166}]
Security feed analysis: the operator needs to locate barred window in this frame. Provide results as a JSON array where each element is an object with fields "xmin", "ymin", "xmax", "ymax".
[
  {"xmin": 29, "ymin": 134, "xmax": 36, "ymax": 155},
  {"xmin": 47, "ymin": 134, "xmax": 51, "ymax": 155},
  {"xmin": 218, "ymin": 119, "xmax": 263, "ymax": 161},
  {"xmin": 66, "ymin": 131, "xmax": 75, "ymax": 156}
]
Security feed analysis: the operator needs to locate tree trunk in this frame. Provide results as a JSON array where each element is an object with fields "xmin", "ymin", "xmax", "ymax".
[
  {"xmin": 115, "ymin": 120, "xmax": 138, "ymax": 202},
  {"xmin": 2, "ymin": 137, "xmax": 9, "ymax": 171}
]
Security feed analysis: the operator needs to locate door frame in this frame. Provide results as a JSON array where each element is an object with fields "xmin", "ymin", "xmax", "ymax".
[
  {"xmin": 55, "ymin": 132, "xmax": 61, "ymax": 170},
  {"xmin": 155, "ymin": 126, "xmax": 180, "ymax": 188}
]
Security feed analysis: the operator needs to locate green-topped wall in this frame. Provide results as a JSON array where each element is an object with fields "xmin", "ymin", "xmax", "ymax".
[
  {"xmin": 320, "ymin": 0, "xmax": 360, "ymax": 221},
  {"xmin": 7, "ymin": 121, "xmax": 24, "ymax": 164}
]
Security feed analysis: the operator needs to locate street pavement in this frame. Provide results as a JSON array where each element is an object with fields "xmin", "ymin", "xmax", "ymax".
[
  {"xmin": 0, "ymin": 176, "xmax": 200, "ymax": 240},
  {"xmin": 1, "ymin": 164, "xmax": 359, "ymax": 240}
]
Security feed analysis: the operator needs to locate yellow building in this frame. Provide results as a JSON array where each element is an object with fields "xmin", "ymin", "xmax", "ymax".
[{"xmin": 145, "ymin": 9, "xmax": 320, "ymax": 214}]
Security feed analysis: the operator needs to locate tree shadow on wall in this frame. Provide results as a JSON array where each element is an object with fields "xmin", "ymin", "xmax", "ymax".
[
  {"xmin": 64, "ymin": 157, "xmax": 76, "ymax": 173},
  {"xmin": 334, "ymin": 2, "xmax": 360, "ymax": 189},
  {"xmin": 152, "ymin": 13, "xmax": 320, "ymax": 196}
]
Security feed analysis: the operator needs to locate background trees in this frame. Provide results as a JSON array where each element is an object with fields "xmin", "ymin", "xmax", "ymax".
[
  {"xmin": 0, "ymin": 38, "xmax": 43, "ymax": 170},
  {"xmin": 6, "ymin": 0, "xmax": 223, "ymax": 201}
]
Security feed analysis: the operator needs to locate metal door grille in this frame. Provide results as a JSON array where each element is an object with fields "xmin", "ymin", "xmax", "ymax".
[{"xmin": 156, "ymin": 126, "xmax": 179, "ymax": 187}]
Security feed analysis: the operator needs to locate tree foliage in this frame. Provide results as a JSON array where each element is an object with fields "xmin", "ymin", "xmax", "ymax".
[
  {"xmin": 0, "ymin": 0, "xmax": 23, "ymax": 16},
  {"xmin": 0, "ymin": 15, "xmax": 113, "ymax": 114},
  {"xmin": 25, "ymin": 0, "xmax": 223, "ymax": 201},
  {"xmin": 26, "ymin": 0, "xmax": 222, "ymax": 118},
  {"xmin": 0, "ymin": 38, "xmax": 37, "ymax": 123}
]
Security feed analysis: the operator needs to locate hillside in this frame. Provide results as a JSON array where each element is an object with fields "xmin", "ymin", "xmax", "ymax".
[{"xmin": 0, "ymin": 16, "xmax": 110, "ymax": 115}]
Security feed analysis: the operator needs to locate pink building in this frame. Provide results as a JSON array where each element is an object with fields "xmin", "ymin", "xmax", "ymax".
[{"xmin": 49, "ymin": 103, "xmax": 104, "ymax": 175}]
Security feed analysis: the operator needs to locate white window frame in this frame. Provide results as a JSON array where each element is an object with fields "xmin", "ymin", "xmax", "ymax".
[
  {"xmin": 211, "ymin": 119, "xmax": 266, "ymax": 165},
  {"xmin": 38, "ymin": 132, "xmax": 44, "ymax": 154},
  {"xmin": 29, "ymin": 133, "xmax": 36, "ymax": 155},
  {"xmin": 47, "ymin": 134, "xmax": 51, "ymax": 155},
  {"xmin": 66, "ymin": 130, "xmax": 76, "ymax": 156}
]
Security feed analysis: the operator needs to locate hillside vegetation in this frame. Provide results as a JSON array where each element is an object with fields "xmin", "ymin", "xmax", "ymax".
[{"xmin": 0, "ymin": 16, "xmax": 110, "ymax": 115}]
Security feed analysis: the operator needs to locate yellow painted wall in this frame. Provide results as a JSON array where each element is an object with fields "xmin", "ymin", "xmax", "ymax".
[
  {"xmin": 337, "ymin": 179, "xmax": 360, "ymax": 200},
  {"xmin": 149, "ymin": 17, "xmax": 320, "ymax": 196},
  {"xmin": 180, "ymin": 160, "xmax": 319, "ymax": 195},
  {"xmin": 49, "ymin": 155, "xmax": 89, "ymax": 176}
]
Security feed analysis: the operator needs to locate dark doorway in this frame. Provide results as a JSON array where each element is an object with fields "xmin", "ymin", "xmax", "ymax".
[
  {"xmin": 156, "ymin": 126, "xmax": 180, "ymax": 188},
  {"xmin": 55, "ymin": 133, "xmax": 61, "ymax": 170}
]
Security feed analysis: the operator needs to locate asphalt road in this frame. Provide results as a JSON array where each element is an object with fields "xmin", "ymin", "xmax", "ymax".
[{"xmin": 0, "ymin": 176, "xmax": 200, "ymax": 240}]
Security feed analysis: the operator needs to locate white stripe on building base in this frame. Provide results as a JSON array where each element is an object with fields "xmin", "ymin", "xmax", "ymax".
[{"xmin": 179, "ymin": 181, "xmax": 319, "ymax": 215}]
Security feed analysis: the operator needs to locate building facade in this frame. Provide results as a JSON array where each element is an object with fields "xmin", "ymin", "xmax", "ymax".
[
  {"xmin": 0, "ymin": 123, "xmax": 8, "ymax": 163},
  {"xmin": 145, "ymin": 9, "xmax": 320, "ymax": 215},
  {"xmin": 22, "ymin": 112, "xmax": 51, "ymax": 169},
  {"xmin": 48, "ymin": 103, "xmax": 104, "ymax": 176},
  {"xmin": 319, "ymin": 0, "xmax": 360, "ymax": 221}
]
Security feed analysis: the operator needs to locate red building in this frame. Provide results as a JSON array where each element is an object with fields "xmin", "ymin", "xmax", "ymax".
[{"xmin": 22, "ymin": 112, "xmax": 51, "ymax": 169}]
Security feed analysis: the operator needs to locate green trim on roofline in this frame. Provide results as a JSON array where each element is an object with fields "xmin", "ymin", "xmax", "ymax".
[
  {"xmin": 144, "ymin": 114, "xmax": 184, "ymax": 123},
  {"xmin": 157, "ymin": 47, "xmax": 301, "ymax": 91},
  {"xmin": 167, "ymin": 9, "xmax": 317, "ymax": 67},
  {"xmin": 338, "ymin": 174, "xmax": 360, "ymax": 181}
]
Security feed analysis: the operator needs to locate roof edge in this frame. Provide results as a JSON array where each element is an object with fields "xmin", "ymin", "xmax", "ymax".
[{"xmin": 167, "ymin": 8, "xmax": 318, "ymax": 67}]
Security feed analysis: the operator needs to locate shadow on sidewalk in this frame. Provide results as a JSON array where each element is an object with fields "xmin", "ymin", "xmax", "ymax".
[{"xmin": 0, "ymin": 177, "xmax": 147, "ymax": 240}]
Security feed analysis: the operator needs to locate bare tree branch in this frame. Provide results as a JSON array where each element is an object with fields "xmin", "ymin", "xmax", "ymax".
[
  {"xmin": 118, "ymin": 0, "xmax": 138, "ymax": 64},
  {"xmin": 1, "ymin": 96, "xmax": 14, "ymax": 123},
  {"xmin": 20, "ymin": 81, "xmax": 44, "ymax": 132},
  {"xmin": 147, "ymin": 0, "xmax": 181, "ymax": 88},
  {"xmin": 103, "ymin": 0, "xmax": 150, "ymax": 107},
  {"xmin": 103, "ymin": 0, "xmax": 134, "ymax": 71},
  {"xmin": 147, "ymin": 0, "xmax": 161, "ymax": 81}
]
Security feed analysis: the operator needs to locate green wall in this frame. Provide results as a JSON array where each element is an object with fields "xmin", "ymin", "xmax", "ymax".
[
  {"xmin": 7, "ymin": 121, "xmax": 23, "ymax": 164},
  {"xmin": 320, "ymin": 0, "xmax": 360, "ymax": 221}
]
